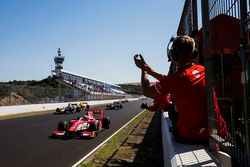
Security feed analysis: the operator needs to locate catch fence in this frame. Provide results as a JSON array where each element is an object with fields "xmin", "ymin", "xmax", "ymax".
[{"xmin": 177, "ymin": 0, "xmax": 250, "ymax": 166}]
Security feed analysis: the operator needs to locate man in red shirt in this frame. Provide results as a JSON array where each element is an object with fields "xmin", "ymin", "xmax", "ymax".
[{"xmin": 134, "ymin": 35, "xmax": 227, "ymax": 145}]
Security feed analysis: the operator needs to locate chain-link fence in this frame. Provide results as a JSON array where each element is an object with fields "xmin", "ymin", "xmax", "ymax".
[
  {"xmin": 0, "ymin": 84, "xmax": 133, "ymax": 106},
  {"xmin": 177, "ymin": 0, "xmax": 250, "ymax": 166}
]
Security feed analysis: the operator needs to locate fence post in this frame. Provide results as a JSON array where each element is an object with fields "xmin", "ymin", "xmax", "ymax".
[
  {"xmin": 59, "ymin": 81, "xmax": 61, "ymax": 102},
  {"xmin": 201, "ymin": 0, "xmax": 217, "ymax": 151},
  {"xmin": 240, "ymin": 0, "xmax": 250, "ymax": 156},
  {"xmin": 8, "ymin": 85, "xmax": 11, "ymax": 105}
]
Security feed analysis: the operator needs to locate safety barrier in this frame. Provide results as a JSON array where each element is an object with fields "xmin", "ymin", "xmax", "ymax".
[
  {"xmin": 0, "ymin": 98, "xmax": 138, "ymax": 117},
  {"xmin": 161, "ymin": 111, "xmax": 231, "ymax": 167}
]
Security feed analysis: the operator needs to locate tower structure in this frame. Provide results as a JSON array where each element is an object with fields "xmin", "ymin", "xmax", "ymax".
[{"xmin": 54, "ymin": 48, "xmax": 65, "ymax": 78}]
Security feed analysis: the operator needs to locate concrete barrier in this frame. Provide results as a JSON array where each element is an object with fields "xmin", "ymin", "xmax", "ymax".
[
  {"xmin": 0, "ymin": 98, "xmax": 138, "ymax": 117},
  {"xmin": 161, "ymin": 112, "xmax": 223, "ymax": 167}
]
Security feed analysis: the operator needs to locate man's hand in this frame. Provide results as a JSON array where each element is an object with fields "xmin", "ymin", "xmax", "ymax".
[
  {"xmin": 140, "ymin": 103, "xmax": 148, "ymax": 109},
  {"xmin": 134, "ymin": 54, "xmax": 147, "ymax": 70}
]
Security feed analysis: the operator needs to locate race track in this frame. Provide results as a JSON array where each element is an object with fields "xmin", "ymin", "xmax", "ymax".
[{"xmin": 0, "ymin": 99, "xmax": 151, "ymax": 167}]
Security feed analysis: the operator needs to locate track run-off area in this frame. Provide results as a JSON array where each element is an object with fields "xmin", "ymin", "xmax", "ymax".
[{"xmin": 0, "ymin": 99, "xmax": 151, "ymax": 167}]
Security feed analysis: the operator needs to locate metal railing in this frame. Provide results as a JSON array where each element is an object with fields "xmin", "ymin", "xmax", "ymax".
[{"xmin": 177, "ymin": 0, "xmax": 250, "ymax": 166}]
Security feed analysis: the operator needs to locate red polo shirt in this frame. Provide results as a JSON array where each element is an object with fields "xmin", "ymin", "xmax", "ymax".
[{"xmin": 154, "ymin": 64, "xmax": 226, "ymax": 140}]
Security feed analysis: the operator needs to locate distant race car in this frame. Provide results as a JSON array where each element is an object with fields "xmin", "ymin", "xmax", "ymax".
[
  {"xmin": 54, "ymin": 103, "xmax": 81, "ymax": 114},
  {"xmin": 79, "ymin": 102, "xmax": 90, "ymax": 110},
  {"xmin": 106, "ymin": 101, "xmax": 123, "ymax": 110},
  {"xmin": 121, "ymin": 99, "xmax": 129, "ymax": 103},
  {"xmin": 51, "ymin": 110, "xmax": 110, "ymax": 138}
]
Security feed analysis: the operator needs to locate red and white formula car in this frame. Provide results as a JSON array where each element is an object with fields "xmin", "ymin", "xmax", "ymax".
[{"xmin": 51, "ymin": 110, "xmax": 110, "ymax": 138}]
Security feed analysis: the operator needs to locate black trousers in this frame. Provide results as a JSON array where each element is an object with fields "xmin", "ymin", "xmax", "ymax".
[
  {"xmin": 172, "ymin": 130, "xmax": 209, "ymax": 147},
  {"xmin": 168, "ymin": 109, "xmax": 209, "ymax": 147}
]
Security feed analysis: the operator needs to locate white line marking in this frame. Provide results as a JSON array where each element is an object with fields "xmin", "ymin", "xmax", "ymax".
[{"xmin": 72, "ymin": 109, "xmax": 145, "ymax": 167}]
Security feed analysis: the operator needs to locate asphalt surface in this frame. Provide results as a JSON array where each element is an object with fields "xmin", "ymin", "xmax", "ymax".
[{"xmin": 0, "ymin": 99, "xmax": 151, "ymax": 167}]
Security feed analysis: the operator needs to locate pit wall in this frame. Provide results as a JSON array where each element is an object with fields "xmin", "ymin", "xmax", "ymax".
[{"xmin": 161, "ymin": 111, "xmax": 231, "ymax": 167}]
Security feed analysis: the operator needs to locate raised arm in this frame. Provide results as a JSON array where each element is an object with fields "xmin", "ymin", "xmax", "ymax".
[
  {"xmin": 141, "ymin": 69, "xmax": 156, "ymax": 98},
  {"xmin": 134, "ymin": 54, "xmax": 164, "ymax": 80},
  {"xmin": 134, "ymin": 54, "xmax": 159, "ymax": 99},
  {"xmin": 144, "ymin": 64, "xmax": 164, "ymax": 81}
]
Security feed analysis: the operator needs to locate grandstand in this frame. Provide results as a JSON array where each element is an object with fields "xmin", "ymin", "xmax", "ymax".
[
  {"xmin": 52, "ymin": 70, "xmax": 125, "ymax": 95},
  {"xmin": 51, "ymin": 48, "xmax": 126, "ymax": 96}
]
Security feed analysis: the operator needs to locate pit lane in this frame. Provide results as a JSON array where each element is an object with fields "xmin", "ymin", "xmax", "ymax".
[{"xmin": 0, "ymin": 99, "xmax": 151, "ymax": 167}]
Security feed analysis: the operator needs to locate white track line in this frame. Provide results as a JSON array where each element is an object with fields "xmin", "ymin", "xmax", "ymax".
[{"xmin": 72, "ymin": 109, "xmax": 145, "ymax": 167}]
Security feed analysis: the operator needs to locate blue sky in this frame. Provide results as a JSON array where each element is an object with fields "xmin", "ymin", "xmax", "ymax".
[{"xmin": 0, "ymin": 0, "xmax": 185, "ymax": 84}]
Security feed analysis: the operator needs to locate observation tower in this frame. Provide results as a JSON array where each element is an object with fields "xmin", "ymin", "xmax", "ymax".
[{"xmin": 54, "ymin": 48, "xmax": 65, "ymax": 78}]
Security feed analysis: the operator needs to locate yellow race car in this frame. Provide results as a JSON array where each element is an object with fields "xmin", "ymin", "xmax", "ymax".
[
  {"xmin": 55, "ymin": 103, "xmax": 81, "ymax": 114},
  {"xmin": 79, "ymin": 102, "xmax": 90, "ymax": 111}
]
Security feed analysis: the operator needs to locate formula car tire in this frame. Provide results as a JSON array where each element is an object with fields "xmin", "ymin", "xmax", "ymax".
[
  {"xmin": 88, "ymin": 122, "xmax": 97, "ymax": 132},
  {"xmin": 102, "ymin": 117, "xmax": 110, "ymax": 129},
  {"xmin": 57, "ymin": 121, "xmax": 69, "ymax": 131}
]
